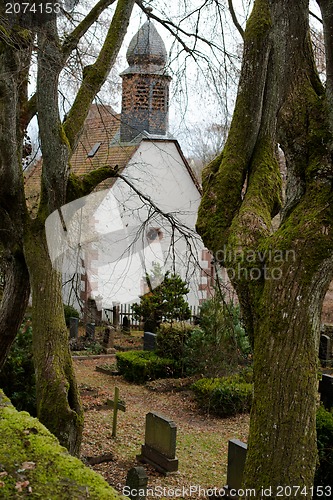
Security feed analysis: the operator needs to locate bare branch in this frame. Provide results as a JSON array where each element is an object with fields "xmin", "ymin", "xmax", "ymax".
[
  {"xmin": 227, "ymin": 0, "xmax": 245, "ymax": 39},
  {"xmin": 62, "ymin": 0, "xmax": 117, "ymax": 59},
  {"xmin": 21, "ymin": 92, "xmax": 37, "ymax": 130},
  {"xmin": 135, "ymin": 0, "xmax": 232, "ymax": 59},
  {"xmin": 310, "ymin": 9, "xmax": 323, "ymax": 24},
  {"xmin": 63, "ymin": 0, "xmax": 135, "ymax": 150}
]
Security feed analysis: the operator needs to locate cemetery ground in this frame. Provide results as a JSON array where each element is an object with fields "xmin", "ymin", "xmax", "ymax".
[{"xmin": 75, "ymin": 353, "xmax": 250, "ymax": 498}]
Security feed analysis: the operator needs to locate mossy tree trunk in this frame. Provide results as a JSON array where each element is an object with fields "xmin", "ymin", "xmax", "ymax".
[
  {"xmin": 25, "ymin": 1, "xmax": 135, "ymax": 455},
  {"xmin": 0, "ymin": 6, "xmax": 32, "ymax": 369},
  {"xmin": 0, "ymin": 0, "xmax": 135, "ymax": 455},
  {"xmin": 197, "ymin": 0, "xmax": 333, "ymax": 492},
  {"xmin": 24, "ymin": 221, "xmax": 84, "ymax": 456}
]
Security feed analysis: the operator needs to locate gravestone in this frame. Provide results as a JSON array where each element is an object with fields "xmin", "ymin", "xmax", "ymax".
[
  {"xmin": 123, "ymin": 316, "xmax": 130, "ymax": 333},
  {"xmin": 86, "ymin": 322, "xmax": 95, "ymax": 340},
  {"xmin": 143, "ymin": 332, "xmax": 157, "ymax": 351},
  {"xmin": 224, "ymin": 439, "xmax": 247, "ymax": 498},
  {"xmin": 319, "ymin": 334, "xmax": 331, "ymax": 367},
  {"xmin": 69, "ymin": 317, "xmax": 79, "ymax": 339},
  {"xmin": 125, "ymin": 466, "xmax": 148, "ymax": 500},
  {"xmin": 319, "ymin": 374, "xmax": 333, "ymax": 410},
  {"xmin": 113, "ymin": 305, "xmax": 120, "ymax": 329},
  {"xmin": 103, "ymin": 326, "xmax": 116, "ymax": 354},
  {"xmin": 137, "ymin": 412, "xmax": 178, "ymax": 475}
]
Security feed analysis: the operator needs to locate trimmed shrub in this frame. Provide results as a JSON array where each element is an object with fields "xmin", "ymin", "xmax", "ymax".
[
  {"xmin": 116, "ymin": 350, "xmax": 181, "ymax": 383},
  {"xmin": 192, "ymin": 374, "xmax": 253, "ymax": 417},
  {"xmin": 156, "ymin": 322, "xmax": 195, "ymax": 361},
  {"xmin": 315, "ymin": 405, "xmax": 333, "ymax": 490}
]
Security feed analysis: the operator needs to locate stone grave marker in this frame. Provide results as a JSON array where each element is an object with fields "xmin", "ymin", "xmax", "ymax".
[
  {"xmin": 86, "ymin": 322, "xmax": 95, "ymax": 340},
  {"xmin": 103, "ymin": 326, "xmax": 116, "ymax": 354},
  {"xmin": 122, "ymin": 316, "xmax": 130, "ymax": 333},
  {"xmin": 125, "ymin": 466, "xmax": 148, "ymax": 500},
  {"xmin": 319, "ymin": 334, "xmax": 331, "ymax": 367},
  {"xmin": 143, "ymin": 332, "xmax": 157, "ymax": 351},
  {"xmin": 319, "ymin": 374, "xmax": 333, "ymax": 410},
  {"xmin": 137, "ymin": 412, "xmax": 178, "ymax": 474},
  {"xmin": 224, "ymin": 439, "xmax": 247, "ymax": 498},
  {"xmin": 69, "ymin": 317, "xmax": 79, "ymax": 339}
]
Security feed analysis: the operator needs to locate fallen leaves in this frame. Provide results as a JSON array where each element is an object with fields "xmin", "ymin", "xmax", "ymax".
[
  {"xmin": 15, "ymin": 480, "xmax": 31, "ymax": 493},
  {"xmin": 21, "ymin": 461, "xmax": 36, "ymax": 471}
]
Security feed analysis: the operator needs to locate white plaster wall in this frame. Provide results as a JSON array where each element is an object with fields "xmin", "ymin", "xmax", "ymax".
[
  {"xmin": 90, "ymin": 140, "xmax": 206, "ymax": 308},
  {"xmin": 58, "ymin": 140, "xmax": 207, "ymax": 310}
]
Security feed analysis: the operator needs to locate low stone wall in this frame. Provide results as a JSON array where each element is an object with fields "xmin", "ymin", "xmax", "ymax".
[{"xmin": 0, "ymin": 390, "xmax": 122, "ymax": 499}]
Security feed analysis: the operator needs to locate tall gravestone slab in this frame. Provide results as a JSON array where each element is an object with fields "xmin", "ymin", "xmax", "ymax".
[
  {"xmin": 125, "ymin": 466, "xmax": 148, "ymax": 500},
  {"xmin": 143, "ymin": 332, "xmax": 157, "ymax": 351},
  {"xmin": 69, "ymin": 317, "xmax": 79, "ymax": 339},
  {"xmin": 137, "ymin": 412, "xmax": 178, "ymax": 474},
  {"xmin": 319, "ymin": 334, "xmax": 331, "ymax": 367},
  {"xmin": 224, "ymin": 439, "xmax": 247, "ymax": 498},
  {"xmin": 102, "ymin": 326, "xmax": 116, "ymax": 354},
  {"xmin": 122, "ymin": 316, "xmax": 130, "ymax": 333},
  {"xmin": 86, "ymin": 322, "xmax": 95, "ymax": 340},
  {"xmin": 319, "ymin": 374, "xmax": 333, "ymax": 410}
]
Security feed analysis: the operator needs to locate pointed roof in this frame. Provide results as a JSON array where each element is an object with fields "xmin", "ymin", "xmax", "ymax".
[{"xmin": 121, "ymin": 20, "xmax": 168, "ymax": 76}]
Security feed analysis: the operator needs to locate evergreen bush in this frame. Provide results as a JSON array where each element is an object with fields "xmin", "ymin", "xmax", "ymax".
[
  {"xmin": 132, "ymin": 270, "xmax": 191, "ymax": 332},
  {"xmin": 184, "ymin": 293, "xmax": 251, "ymax": 377},
  {"xmin": 156, "ymin": 322, "xmax": 195, "ymax": 361},
  {"xmin": 0, "ymin": 320, "xmax": 36, "ymax": 415},
  {"xmin": 63, "ymin": 303, "xmax": 80, "ymax": 327},
  {"xmin": 315, "ymin": 405, "xmax": 333, "ymax": 491}
]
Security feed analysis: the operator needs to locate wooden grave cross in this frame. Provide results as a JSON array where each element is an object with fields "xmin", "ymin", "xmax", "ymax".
[{"xmin": 107, "ymin": 386, "xmax": 126, "ymax": 437}]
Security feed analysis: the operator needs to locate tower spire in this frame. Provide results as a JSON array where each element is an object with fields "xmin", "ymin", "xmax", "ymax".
[{"xmin": 120, "ymin": 20, "xmax": 171, "ymax": 142}]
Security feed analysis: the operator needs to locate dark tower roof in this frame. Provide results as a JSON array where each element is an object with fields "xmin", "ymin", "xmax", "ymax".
[{"xmin": 122, "ymin": 20, "xmax": 168, "ymax": 75}]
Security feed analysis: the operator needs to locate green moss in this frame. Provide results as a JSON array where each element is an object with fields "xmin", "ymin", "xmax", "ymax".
[
  {"xmin": 244, "ymin": 0, "xmax": 271, "ymax": 42},
  {"xmin": 0, "ymin": 390, "xmax": 121, "ymax": 499},
  {"xmin": 66, "ymin": 166, "xmax": 118, "ymax": 202}
]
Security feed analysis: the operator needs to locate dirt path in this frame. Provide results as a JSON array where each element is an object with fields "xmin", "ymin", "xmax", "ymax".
[{"xmin": 75, "ymin": 358, "xmax": 249, "ymax": 499}]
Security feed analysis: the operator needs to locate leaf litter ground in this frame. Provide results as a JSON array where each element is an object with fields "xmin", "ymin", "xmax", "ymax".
[{"xmin": 75, "ymin": 359, "xmax": 249, "ymax": 499}]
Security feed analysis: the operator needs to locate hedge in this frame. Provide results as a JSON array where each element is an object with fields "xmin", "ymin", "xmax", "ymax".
[
  {"xmin": 116, "ymin": 350, "xmax": 181, "ymax": 383},
  {"xmin": 192, "ymin": 375, "xmax": 253, "ymax": 417}
]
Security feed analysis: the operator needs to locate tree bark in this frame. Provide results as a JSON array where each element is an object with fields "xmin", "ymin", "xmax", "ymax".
[
  {"xmin": 197, "ymin": 0, "xmax": 333, "ymax": 492},
  {"xmin": 24, "ymin": 220, "xmax": 83, "ymax": 456},
  {"xmin": 0, "ymin": 252, "xmax": 30, "ymax": 369},
  {"xmin": 0, "ymin": 10, "xmax": 33, "ymax": 369},
  {"xmin": 22, "ymin": 0, "xmax": 136, "ymax": 454}
]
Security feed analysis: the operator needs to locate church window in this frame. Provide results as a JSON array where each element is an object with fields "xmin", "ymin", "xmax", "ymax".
[{"xmin": 87, "ymin": 142, "xmax": 101, "ymax": 158}]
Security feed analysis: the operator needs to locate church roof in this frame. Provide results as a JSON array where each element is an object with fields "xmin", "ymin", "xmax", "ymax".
[{"xmin": 24, "ymin": 103, "xmax": 200, "ymax": 212}]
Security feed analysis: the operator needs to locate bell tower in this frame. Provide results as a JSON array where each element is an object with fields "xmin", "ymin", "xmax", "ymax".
[{"xmin": 120, "ymin": 19, "xmax": 171, "ymax": 142}]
